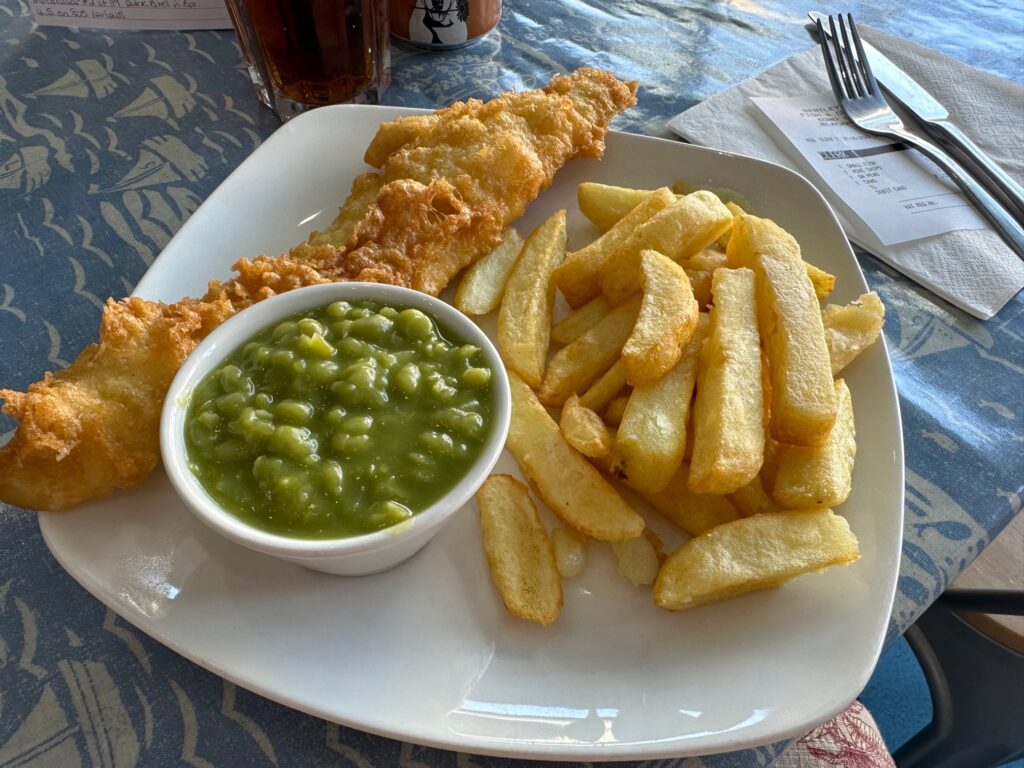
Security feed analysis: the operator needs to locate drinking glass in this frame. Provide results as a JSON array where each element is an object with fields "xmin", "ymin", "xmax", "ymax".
[{"xmin": 225, "ymin": 0, "xmax": 391, "ymax": 121}]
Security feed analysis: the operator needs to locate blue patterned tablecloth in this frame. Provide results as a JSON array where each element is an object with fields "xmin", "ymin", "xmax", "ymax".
[{"xmin": 1, "ymin": 1, "xmax": 1022, "ymax": 766}]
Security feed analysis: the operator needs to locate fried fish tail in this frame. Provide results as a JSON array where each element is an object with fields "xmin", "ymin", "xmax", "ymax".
[{"xmin": 0, "ymin": 297, "xmax": 234, "ymax": 511}]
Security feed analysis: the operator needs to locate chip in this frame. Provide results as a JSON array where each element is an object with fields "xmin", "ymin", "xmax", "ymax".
[
  {"xmin": 604, "ymin": 394, "xmax": 630, "ymax": 427},
  {"xmin": 507, "ymin": 371, "xmax": 645, "ymax": 541},
  {"xmin": 454, "ymin": 228, "xmax": 525, "ymax": 315},
  {"xmin": 611, "ymin": 532, "xmax": 661, "ymax": 586},
  {"xmin": 727, "ymin": 474, "xmax": 785, "ymax": 517},
  {"xmin": 688, "ymin": 268, "xmax": 765, "ymax": 494},
  {"xmin": 611, "ymin": 314, "xmax": 707, "ymax": 493},
  {"xmin": 554, "ymin": 187, "xmax": 676, "ymax": 308},
  {"xmin": 621, "ymin": 250, "xmax": 699, "ymax": 386},
  {"xmin": 654, "ymin": 509, "xmax": 861, "ymax": 610},
  {"xmin": 578, "ymin": 359, "xmax": 628, "ymax": 413},
  {"xmin": 755, "ymin": 252, "xmax": 836, "ymax": 446},
  {"xmin": 640, "ymin": 462, "xmax": 740, "ymax": 536},
  {"xmin": 822, "ymin": 292, "xmax": 885, "ymax": 375},
  {"xmin": 598, "ymin": 192, "xmax": 733, "ymax": 304},
  {"xmin": 497, "ymin": 210, "xmax": 567, "ymax": 388},
  {"xmin": 726, "ymin": 212, "xmax": 836, "ymax": 300},
  {"xmin": 560, "ymin": 394, "xmax": 614, "ymax": 459},
  {"xmin": 477, "ymin": 475, "xmax": 562, "ymax": 625},
  {"xmin": 771, "ymin": 379, "xmax": 856, "ymax": 509},
  {"xmin": 552, "ymin": 527, "xmax": 587, "ymax": 578},
  {"xmin": 551, "ymin": 295, "xmax": 613, "ymax": 346},
  {"xmin": 539, "ymin": 294, "xmax": 641, "ymax": 406},
  {"xmin": 577, "ymin": 182, "xmax": 656, "ymax": 232}
]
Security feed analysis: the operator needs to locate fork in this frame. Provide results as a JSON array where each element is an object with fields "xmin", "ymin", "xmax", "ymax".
[{"xmin": 817, "ymin": 14, "xmax": 1024, "ymax": 260}]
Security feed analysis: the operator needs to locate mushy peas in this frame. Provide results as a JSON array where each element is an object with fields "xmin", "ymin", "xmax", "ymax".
[{"xmin": 184, "ymin": 299, "xmax": 496, "ymax": 539}]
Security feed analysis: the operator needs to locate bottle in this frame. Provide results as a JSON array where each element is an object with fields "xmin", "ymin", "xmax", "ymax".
[{"xmin": 390, "ymin": 0, "xmax": 500, "ymax": 50}]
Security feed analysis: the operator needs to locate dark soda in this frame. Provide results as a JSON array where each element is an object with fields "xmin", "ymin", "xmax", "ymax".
[{"xmin": 244, "ymin": 0, "xmax": 389, "ymax": 110}]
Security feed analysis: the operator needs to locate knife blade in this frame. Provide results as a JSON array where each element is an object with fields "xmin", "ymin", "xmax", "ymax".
[{"xmin": 808, "ymin": 12, "xmax": 1024, "ymax": 223}]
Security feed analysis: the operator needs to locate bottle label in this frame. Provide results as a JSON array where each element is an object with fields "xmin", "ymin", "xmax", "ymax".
[{"xmin": 391, "ymin": 0, "xmax": 500, "ymax": 47}]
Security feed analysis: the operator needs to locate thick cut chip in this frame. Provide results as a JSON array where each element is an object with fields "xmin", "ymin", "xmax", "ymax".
[
  {"xmin": 578, "ymin": 359, "xmax": 627, "ymax": 412},
  {"xmin": 604, "ymin": 394, "xmax": 630, "ymax": 427},
  {"xmin": 578, "ymin": 183, "xmax": 656, "ymax": 232},
  {"xmin": 726, "ymin": 213, "xmax": 802, "ymax": 268},
  {"xmin": 477, "ymin": 475, "xmax": 562, "ymax": 625},
  {"xmin": 772, "ymin": 379, "xmax": 856, "ymax": 509},
  {"xmin": 727, "ymin": 474, "xmax": 785, "ymax": 517},
  {"xmin": 455, "ymin": 228, "xmax": 526, "ymax": 315},
  {"xmin": 806, "ymin": 263, "xmax": 836, "ymax": 301},
  {"xmin": 539, "ymin": 294, "xmax": 641, "ymax": 406},
  {"xmin": 497, "ymin": 211, "xmax": 567, "ymax": 388},
  {"xmin": 560, "ymin": 394, "xmax": 614, "ymax": 458},
  {"xmin": 551, "ymin": 296, "xmax": 612, "ymax": 346},
  {"xmin": 684, "ymin": 247, "xmax": 729, "ymax": 309},
  {"xmin": 717, "ymin": 201, "xmax": 745, "ymax": 249},
  {"xmin": 685, "ymin": 269, "xmax": 713, "ymax": 309},
  {"xmin": 507, "ymin": 371, "xmax": 644, "ymax": 541},
  {"xmin": 552, "ymin": 527, "xmax": 587, "ymax": 578},
  {"xmin": 688, "ymin": 268, "xmax": 765, "ymax": 494},
  {"xmin": 654, "ymin": 509, "xmax": 861, "ymax": 610},
  {"xmin": 554, "ymin": 187, "xmax": 675, "ymax": 308},
  {"xmin": 641, "ymin": 463, "xmax": 740, "ymax": 537},
  {"xmin": 822, "ymin": 292, "xmax": 885, "ymax": 375},
  {"xmin": 684, "ymin": 247, "xmax": 729, "ymax": 273},
  {"xmin": 611, "ymin": 532, "xmax": 661, "ymax": 586},
  {"xmin": 726, "ymin": 213, "xmax": 835, "ymax": 299},
  {"xmin": 761, "ymin": 438, "xmax": 781, "ymax": 493},
  {"xmin": 644, "ymin": 528, "xmax": 667, "ymax": 563},
  {"xmin": 688, "ymin": 190, "xmax": 735, "ymax": 225},
  {"xmin": 756, "ymin": 253, "xmax": 836, "ymax": 446},
  {"xmin": 612, "ymin": 314, "xmax": 707, "ymax": 493},
  {"xmin": 622, "ymin": 250, "xmax": 700, "ymax": 386},
  {"xmin": 599, "ymin": 192, "xmax": 734, "ymax": 304}
]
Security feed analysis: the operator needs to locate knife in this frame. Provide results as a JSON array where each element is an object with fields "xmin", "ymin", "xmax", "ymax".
[{"xmin": 808, "ymin": 11, "xmax": 1024, "ymax": 224}]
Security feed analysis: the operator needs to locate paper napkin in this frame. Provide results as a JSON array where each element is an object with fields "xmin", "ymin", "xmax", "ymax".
[{"xmin": 667, "ymin": 24, "xmax": 1024, "ymax": 320}]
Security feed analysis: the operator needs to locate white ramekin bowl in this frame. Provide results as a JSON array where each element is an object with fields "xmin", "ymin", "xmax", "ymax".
[{"xmin": 161, "ymin": 282, "xmax": 511, "ymax": 576}]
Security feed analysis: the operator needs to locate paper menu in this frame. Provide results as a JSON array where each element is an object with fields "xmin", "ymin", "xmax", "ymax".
[
  {"xmin": 750, "ymin": 92, "xmax": 987, "ymax": 247},
  {"xmin": 30, "ymin": 0, "xmax": 232, "ymax": 30}
]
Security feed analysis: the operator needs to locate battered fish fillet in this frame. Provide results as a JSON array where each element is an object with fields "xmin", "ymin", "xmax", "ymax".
[{"xmin": 0, "ymin": 68, "xmax": 637, "ymax": 511}]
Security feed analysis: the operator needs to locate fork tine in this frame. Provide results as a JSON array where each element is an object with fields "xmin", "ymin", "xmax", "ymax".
[
  {"xmin": 847, "ymin": 14, "xmax": 878, "ymax": 96},
  {"xmin": 837, "ymin": 14, "xmax": 866, "ymax": 97},
  {"xmin": 827, "ymin": 15, "xmax": 855, "ymax": 98},
  {"xmin": 817, "ymin": 18, "xmax": 846, "ymax": 100}
]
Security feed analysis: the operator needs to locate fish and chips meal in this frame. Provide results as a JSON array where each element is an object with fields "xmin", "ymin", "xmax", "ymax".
[
  {"xmin": 0, "ymin": 67, "xmax": 886, "ymax": 626},
  {"xmin": 472, "ymin": 184, "xmax": 883, "ymax": 624}
]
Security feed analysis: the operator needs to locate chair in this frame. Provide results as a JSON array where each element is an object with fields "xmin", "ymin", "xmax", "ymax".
[{"xmin": 894, "ymin": 512, "xmax": 1024, "ymax": 768}]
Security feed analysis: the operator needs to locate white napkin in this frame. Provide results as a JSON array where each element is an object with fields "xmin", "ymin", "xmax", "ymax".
[{"xmin": 667, "ymin": 25, "xmax": 1024, "ymax": 320}]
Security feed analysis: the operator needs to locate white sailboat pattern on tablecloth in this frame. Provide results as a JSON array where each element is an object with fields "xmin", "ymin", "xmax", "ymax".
[
  {"xmin": 26, "ymin": 56, "xmax": 125, "ymax": 100},
  {"xmin": 89, "ymin": 135, "xmax": 207, "ymax": 194},
  {"xmin": 109, "ymin": 75, "xmax": 198, "ymax": 128}
]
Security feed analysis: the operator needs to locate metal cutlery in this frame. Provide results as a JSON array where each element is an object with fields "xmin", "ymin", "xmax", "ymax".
[
  {"xmin": 809, "ymin": 11, "xmax": 1024, "ymax": 224},
  {"xmin": 816, "ymin": 13, "xmax": 1024, "ymax": 259}
]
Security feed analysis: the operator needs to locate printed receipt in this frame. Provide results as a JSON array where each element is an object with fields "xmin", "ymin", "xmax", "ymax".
[
  {"xmin": 30, "ymin": 0, "xmax": 231, "ymax": 30},
  {"xmin": 751, "ymin": 92, "xmax": 986, "ymax": 247}
]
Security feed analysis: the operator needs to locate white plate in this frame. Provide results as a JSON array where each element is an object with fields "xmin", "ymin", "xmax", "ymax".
[{"xmin": 40, "ymin": 105, "xmax": 904, "ymax": 762}]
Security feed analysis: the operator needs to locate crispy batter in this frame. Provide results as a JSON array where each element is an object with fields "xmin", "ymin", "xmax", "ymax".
[
  {"xmin": 295, "ymin": 172, "xmax": 384, "ymax": 255},
  {"xmin": 0, "ymin": 68, "xmax": 637, "ymax": 511},
  {"xmin": 0, "ymin": 297, "xmax": 233, "ymax": 510},
  {"xmin": 339, "ymin": 68, "xmax": 637, "ymax": 294}
]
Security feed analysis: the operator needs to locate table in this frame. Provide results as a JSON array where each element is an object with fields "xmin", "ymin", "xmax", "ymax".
[{"xmin": 1, "ymin": 0, "xmax": 1021, "ymax": 765}]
